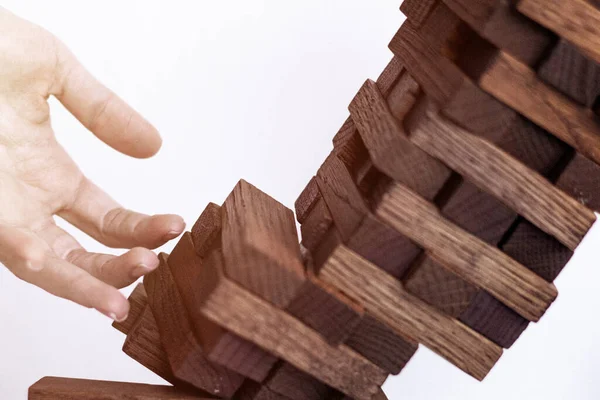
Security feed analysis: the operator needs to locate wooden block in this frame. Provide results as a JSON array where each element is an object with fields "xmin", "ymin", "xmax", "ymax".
[
  {"xmin": 345, "ymin": 314, "xmax": 419, "ymax": 375},
  {"xmin": 502, "ymin": 219, "xmax": 573, "ymax": 283},
  {"xmin": 169, "ymin": 231, "xmax": 278, "ymax": 382},
  {"xmin": 400, "ymin": 0, "xmax": 438, "ymax": 28},
  {"xmin": 471, "ymin": 46, "xmax": 600, "ymax": 167},
  {"xmin": 538, "ymin": 39, "xmax": 600, "ymax": 107},
  {"xmin": 112, "ymin": 283, "xmax": 147, "ymax": 335},
  {"xmin": 286, "ymin": 267, "xmax": 364, "ymax": 346},
  {"xmin": 556, "ymin": 153, "xmax": 600, "ymax": 212},
  {"xmin": 144, "ymin": 253, "xmax": 245, "ymax": 397},
  {"xmin": 375, "ymin": 56, "xmax": 405, "ymax": 98},
  {"xmin": 300, "ymin": 196, "xmax": 333, "ymax": 252},
  {"xmin": 295, "ymin": 177, "xmax": 320, "ymax": 224},
  {"xmin": 442, "ymin": 0, "xmax": 553, "ymax": 66},
  {"xmin": 264, "ymin": 362, "xmax": 334, "ymax": 400},
  {"xmin": 222, "ymin": 179, "xmax": 305, "ymax": 308},
  {"xmin": 319, "ymin": 245, "xmax": 503, "ymax": 381},
  {"xmin": 122, "ymin": 307, "xmax": 181, "ymax": 386},
  {"xmin": 191, "ymin": 202, "xmax": 222, "ymax": 258},
  {"xmin": 407, "ymin": 101, "xmax": 596, "ymax": 251},
  {"xmin": 517, "ymin": 0, "xmax": 600, "ymax": 64},
  {"xmin": 28, "ymin": 377, "xmax": 212, "ymax": 400},
  {"xmin": 373, "ymin": 181, "xmax": 558, "ymax": 322},
  {"xmin": 235, "ymin": 381, "xmax": 290, "ymax": 400},
  {"xmin": 349, "ymin": 79, "xmax": 451, "ymax": 200},
  {"xmin": 195, "ymin": 248, "xmax": 387, "ymax": 400},
  {"xmin": 332, "ymin": 120, "xmax": 370, "ymax": 179}
]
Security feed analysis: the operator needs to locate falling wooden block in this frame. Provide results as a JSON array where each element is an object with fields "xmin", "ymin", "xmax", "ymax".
[
  {"xmin": 144, "ymin": 253, "xmax": 245, "ymax": 397},
  {"xmin": 169, "ymin": 231, "xmax": 278, "ymax": 382},
  {"xmin": 194, "ymin": 247, "xmax": 387, "ymax": 400},
  {"xmin": 556, "ymin": 153, "xmax": 600, "ymax": 212},
  {"xmin": 222, "ymin": 180, "xmax": 306, "ymax": 308},
  {"xmin": 112, "ymin": 283, "xmax": 147, "ymax": 335},
  {"xmin": 319, "ymin": 245, "xmax": 503, "ymax": 381},
  {"xmin": 264, "ymin": 362, "xmax": 334, "ymax": 400},
  {"xmin": 28, "ymin": 377, "xmax": 212, "ymax": 400}
]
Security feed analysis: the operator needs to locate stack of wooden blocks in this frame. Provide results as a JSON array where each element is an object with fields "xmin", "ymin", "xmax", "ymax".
[{"xmin": 29, "ymin": 0, "xmax": 600, "ymax": 399}]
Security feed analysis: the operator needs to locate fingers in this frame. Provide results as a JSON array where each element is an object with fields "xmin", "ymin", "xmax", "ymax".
[
  {"xmin": 60, "ymin": 178, "xmax": 185, "ymax": 249},
  {"xmin": 51, "ymin": 41, "xmax": 162, "ymax": 159},
  {"xmin": 0, "ymin": 224, "xmax": 129, "ymax": 321},
  {"xmin": 37, "ymin": 224, "xmax": 160, "ymax": 288}
]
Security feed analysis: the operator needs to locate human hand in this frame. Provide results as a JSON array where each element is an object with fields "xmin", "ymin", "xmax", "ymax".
[{"xmin": 0, "ymin": 7, "xmax": 185, "ymax": 321}]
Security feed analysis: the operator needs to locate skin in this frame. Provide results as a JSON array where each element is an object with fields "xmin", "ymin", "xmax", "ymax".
[{"xmin": 0, "ymin": 7, "xmax": 185, "ymax": 321}]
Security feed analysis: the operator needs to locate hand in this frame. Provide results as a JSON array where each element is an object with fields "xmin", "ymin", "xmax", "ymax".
[{"xmin": 0, "ymin": 7, "xmax": 185, "ymax": 321}]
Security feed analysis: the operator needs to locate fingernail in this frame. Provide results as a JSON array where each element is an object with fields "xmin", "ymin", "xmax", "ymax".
[
  {"xmin": 99, "ymin": 309, "xmax": 128, "ymax": 322},
  {"xmin": 131, "ymin": 263, "xmax": 152, "ymax": 278},
  {"xmin": 163, "ymin": 230, "xmax": 181, "ymax": 241}
]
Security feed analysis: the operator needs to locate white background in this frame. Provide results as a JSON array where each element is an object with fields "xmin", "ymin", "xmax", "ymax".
[{"xmin": 0, "ymin": 1, "xmax": 598, "ymax": 399}]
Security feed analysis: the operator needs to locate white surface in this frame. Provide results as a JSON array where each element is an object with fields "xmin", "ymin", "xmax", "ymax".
[{"xmin": 0, "ymin": 1, "xmax": 597, "ymax": 399}]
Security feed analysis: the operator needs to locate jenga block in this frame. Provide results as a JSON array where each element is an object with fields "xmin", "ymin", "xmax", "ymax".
[
  {"xmin": 374, "ymin": 181, "xmax": 558, "ymax": 322},
  {"xmin": 472, "ymin": 47, "xmax": 600, "ymax": 167},
  {"xmin": 374, "ymin": 56, "xmax": 405, "ymax": 98},
  {"xmin": 407, "ymin": 102, "xmax": 596, "ymax": 251},
  {"xmin": 285, "ymin": 267, "xmax": 364, "ymax": 346},
  {"xmin": 300, "ymin": 196, "xmax": 333, "ymax": 252},
  {"xmin": 538, "ymin": 39, "xmax": 600, "ymax": 108},
  {"xmin": 28, "ymin": 377, "xmax": 211, "ymax": 400},
  {"xmin": 112, "ymin": 283, "xmax": 147, "ymax": 335},
  {"xmin": 144, "ymin": 253, "xmax": 245, "ymax": 397},
  {"xmin": 264, "ymin": 362, "xmax": 334, "ymax": 400},
  {"xmin": 235, "ymin": 381, "xmax": 290, "ymax": 400},
  {"xmin": 319, "ymin": 245, "xmax": 503, "ymax": 381},
  {"xmin": 332, "ymin": 121, "xmax": 370, "ymax": 179},
  {"xmin": 345, "ymin": 313, "xmax": 419, "ymax": 375},
  {"xmin": 191, "ymin": 202, "xmax": 222, "ymax": 258},
  {"xmin": 349, "ymin": 79, "xmax": 451, "ymax": 200},
  {"xmin": 442, "ymin": 0, "xmax": 553, "ymax": 66},
  {"xmin": 222, "ymin": 180, "xmax": 306, "ymax": 308},
  {"xmin": 517, "ymin": 0, "xmax": 600, "ymax": 64},
  {"xmin": 195, "ymin": 248, "xmax": 387, "ymax": 400},
  {"xmin": 122, "ymin": 307, "xmax": 181, "ymax": 386},
  {"xmin": 502, "ymin": 219, "xmax": 574, "ymax": 283},
  {"xmin": 169, "ymin": 232, "xmax": 278, "ymax": 382},
  {"xmin": 556, "ymin": 153, "xmax": 600, "ymax": 212},
  {"xmin": 400, "ymin": 0, "xmax": 438, "ymax": 28},
  {"xmin": 295, "ymin": 177, "xmax": 320, "ymax": 224}
]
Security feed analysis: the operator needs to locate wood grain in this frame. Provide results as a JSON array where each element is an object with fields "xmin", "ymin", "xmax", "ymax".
[
  {"xmin": 373, "ymin": 181, "xmax": 558, "ymax": 322},
  {"xmin": 235, "ymin": 381, "xmax": 291, "ymax": 400},
  {"xmin": 300, "ymin": 196, "xmax": 333, "ymax": 252},
  {"xmin": 295, "ymin": 177, "xmax": 320, "ymax": 224},
  {"xmin": 112, "ymin": 283, "xmax": 147, "ymax": 335},
  {"xmin": 319, "ymin": 245, "xmax": 503, "ymax": 381},
  {"xmin": 169, "ymin": 231, "xmax": 277, "ymax": 382},
  {"xmin": 28, "ymin": 377, "xmax": 212, "ymax": 400},
  {"xmin": 407, "ymin": 102, "xmax": 596, "ymax": 251},
  {"xmin": 264, "ymin": 362, "xmax": 334, "ymax": 400},
  {"xmin": 222, "ymin": 179, "xmax": 306, "ymax": 307},
  {"xmin": 556, "ymin": 153, "xmax": 600, "ymax": 212},
  {"xmin": 196, "ymin": 248, "xmax": 387, "ymax": 400},
  {"xmin": 400, "ymin": 0, "xmax": 438, "ymax": 27},
  {"xmin": 144, "ymin": 253, "xmax": 245, "ymax": 397},
  {"xmin": 538, "ymin": 39, "xmax": 600, "ymax": 108},
  {"xmin": 517, "ymin": 0, "xmax": 600, "ymax": 64},
  {"xmin": 191, "ymin": 202, "xmax": 223, "ymax": 258},
  {"xmin": 349, "ymin": 79, "xmax": 451, "ymax": 200},
  {"xmin": 375, "ymin": 56, "xmax": 405, "ymax": 98}
]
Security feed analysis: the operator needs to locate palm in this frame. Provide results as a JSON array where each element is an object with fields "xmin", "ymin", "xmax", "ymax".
[{"xmin": 0, "ymin": 7, "xmax": 184, "ymax": 321}]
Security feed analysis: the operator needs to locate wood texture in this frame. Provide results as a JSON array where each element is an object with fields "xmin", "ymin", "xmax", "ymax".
[
  {"xmin": 264, "ymin": 362, "xmax": 334, "ymax": 400},
  {"xmin": 373, "ymin": 180, "xmax": 558, "ymax": 322},
  {"xmin": 400, "ymin": 0, "xmax": 438, "ymax": 28},
  {"xmin": 474, "ymin": 49, "xmax": 600, "ymax": 167},
  {"xmin": 442, "ymin": 0, "xmax": 553, "ymax": 66},
  {"xmin": 345, "ymin": 313, "xmax": 419, "ymax": 375},
  {"xmin": 235, "ymin": 381, "xmax": 290, "ymax": 400},
  {"xmin": 538, "ymin": 39, "xmax": 600, "ymax": 107},
  {"xmin": 407, "ymin": 102, "xmax": 596, "ymax": 251},
  {"xmin": 349, "ymin": 79, "xmax": 451, "ymax": 200},
  {"xmin": 295, "ymin": 177, "xmax": 320, "ymax": 224},
  {"xmin": 195, "ymin": 248, "xmax": 387, "ymax": 400},
  {"xmin": 169, "ymin": 231, "xmax": 277, "ymax": 382},
  {"xmin": 191, "ymin": 202, "xmax": 222, "ymax": 258},
  {"xmin": 375, "ymin": 56, "xmax": 405, "ymax": 98},
  {"xmin": 112, "ymin": 283, "xmax": 147, "ymax": 335},
  {"xmin": 222, "ymin": 179, "xmax": 305, "ymax": 308},
  {"xmin": 556, "ymin": 153, "xmax": 600, "ymax": 212},
  {"xmin": 517, "ymin": 0, "xmax": 600, "ymax": 64},
  {"xmin": 300, "ymin": 196, "xmax": 333, "ymax": 252},
  {"xmin": 319, "ymin": 245, "xmax": 503, "ymax": 381},
  {"xmin": 144, "ymin": 253, "xmax": 245, "ymax": 397},
  {"xmin": 28, "ymin": 377, "xmax": 212, "ymax": 400}
]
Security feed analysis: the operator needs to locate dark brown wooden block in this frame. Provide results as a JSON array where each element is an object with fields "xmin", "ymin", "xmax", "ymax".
[
  {"xmin": 345, "ymin": 314, "xmax": 419, "ymax": 375},
  {"xmin": 401, "ymin": 0, "xmax": 438, "ymax": 27},
  {"xmin": 300, "ymin": 196, "xmax": 333, "ymax": 252},
  {"xmin": 144, "ymin": 253, "xmax": 245, "ymax": 397},
  {"xmin": 191, "ymin": 202, "xmax": 222, "ymax": 258},
  {"xmin": 264, "ymin": 362, "xmax": 334, "ymax": 400},
  {"xmin": 28, "ymin": 377, "xmax": 212, "ymax": 400},
  {"xmin": 235, "ymin": 381, "xmax": 290, "ymax": 400},
  {"xmin": 169, "ymin": 231, "xmax": 278, "ymax": 382},
  {"xmin": 295, "ymin": 177, "xmax": 320, "ymax": 224},
  {"xmin": 556, "ymin": 153, "xmax": 600, "ymax": 212},
  {"xmin": 375, "ymin": 56, "xmax": 405, "ymax": 98},
  {"xmin": 112, "ymin": 283, "xmax": 147, "ymax": 335},
  {"xmin": 222, "ymin": 179, "xmax": 306, "ymax": 308}
]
